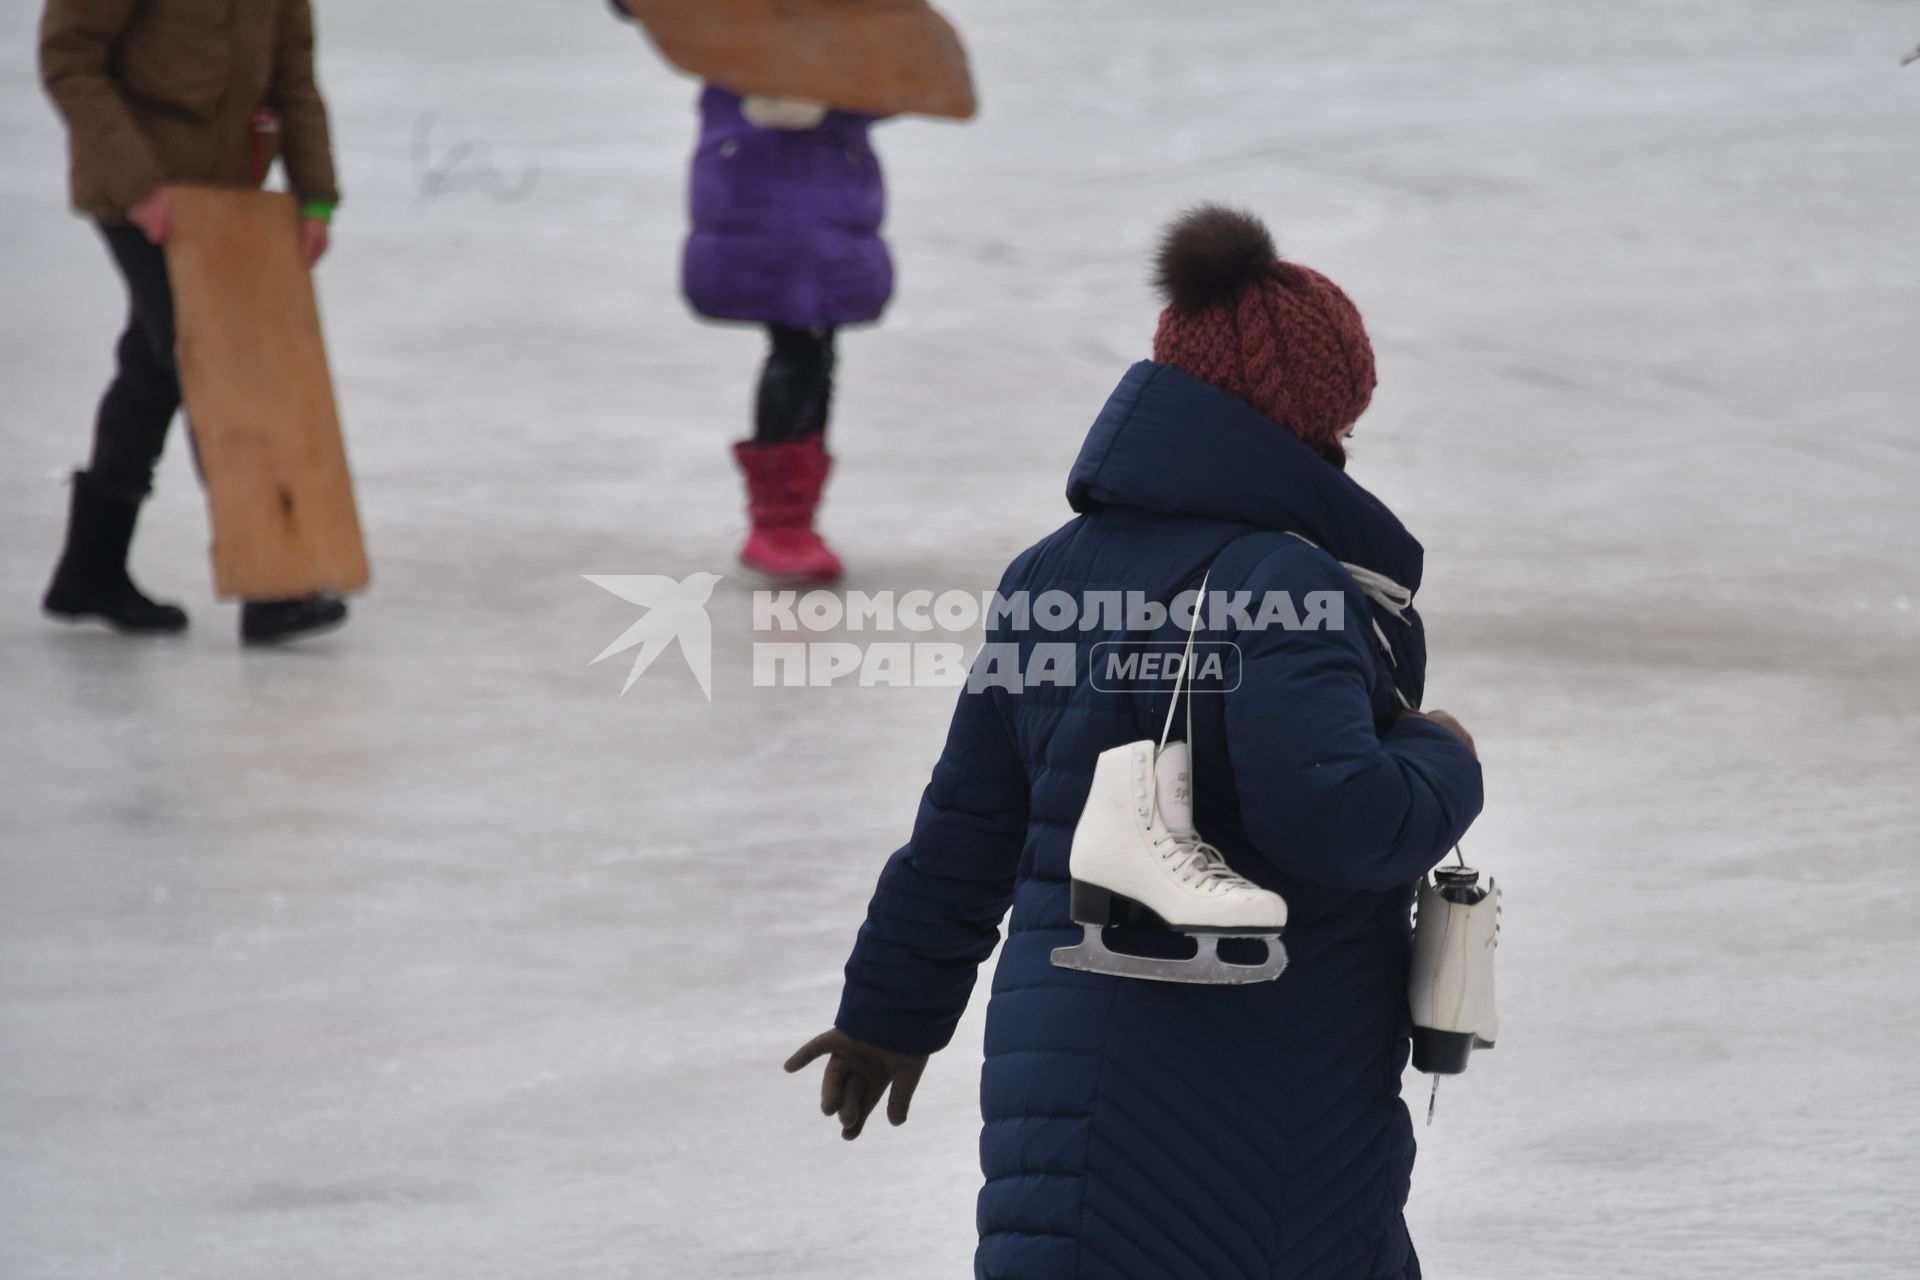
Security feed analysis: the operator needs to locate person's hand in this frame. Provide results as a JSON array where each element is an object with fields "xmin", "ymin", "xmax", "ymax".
[
  {"xmin": 127, "ymin": 188, "xmax": 173, "ymax": 245},
  {"xmin": 784, "ymin": 1028, "xmax": 929, "ymax": 1140},
  {"xmin": 1416, "ymin": 708, "xmax": 1476, "ymax": 758},
  {"xmin": 300, "ymin": 218, "xmax": 330, "ymax": 268}
]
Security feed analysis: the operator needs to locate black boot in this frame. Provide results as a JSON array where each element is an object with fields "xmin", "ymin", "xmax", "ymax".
[
  {"xmin": 42, "ymin": 471, "xmax": 189, "ymax": 634},
  {"xmin": 240, "ymin": 593, "xmax": 349, "ymax": 646}
]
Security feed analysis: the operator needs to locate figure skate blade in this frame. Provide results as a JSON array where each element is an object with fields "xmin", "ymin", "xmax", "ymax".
[{"xmin": 1051, "ymin": 925, "xmax": 1287, "ymax": 985}]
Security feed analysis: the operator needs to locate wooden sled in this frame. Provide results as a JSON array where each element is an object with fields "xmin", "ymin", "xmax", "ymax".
[
  {"xmin": 625, "ymin": 0, "xmax": 977, "ymax": 120},
  {"xmin": 164, "ymin": 185, "xmax": 369, "ymax": 601}
]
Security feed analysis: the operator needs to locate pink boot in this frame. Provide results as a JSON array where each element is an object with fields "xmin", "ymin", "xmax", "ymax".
[{"xmin": 732, "ymin": 436, "xmax": 844, "ymax": 583}]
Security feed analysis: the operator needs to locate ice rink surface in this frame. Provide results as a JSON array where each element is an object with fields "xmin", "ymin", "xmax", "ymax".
[{"xmin": 4, "ymin": 2, "xmax": 1919, "ymax": 1276}]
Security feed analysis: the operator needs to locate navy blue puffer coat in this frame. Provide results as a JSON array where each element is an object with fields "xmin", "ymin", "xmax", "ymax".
[{"xmin": 834, "ymin": 362, "xmax": 1485, "ymax": 1279}]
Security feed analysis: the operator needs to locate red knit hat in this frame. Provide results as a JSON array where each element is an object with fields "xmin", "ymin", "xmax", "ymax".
[{"xmin": 1151, "ymin": 205, "xmax": 1376, "ymax": 467}]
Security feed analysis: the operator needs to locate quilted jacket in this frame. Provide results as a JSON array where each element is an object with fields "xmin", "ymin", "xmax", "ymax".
[
  {"xmin": 39, "ymin": 0, "xmax": 337, "ymax": 222},
  {"xmin": 681, "ymin": 85, "xmax": 892, "ymax": 329},
  {"xmin": 834, "ymin": 362, "xmax": 1484, "ymax": 1278}
]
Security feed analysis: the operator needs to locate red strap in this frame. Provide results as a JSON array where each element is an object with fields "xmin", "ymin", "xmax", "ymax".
[{"xmin": 249, "ymin": 108, "xmax": 282, "ymax": 187}]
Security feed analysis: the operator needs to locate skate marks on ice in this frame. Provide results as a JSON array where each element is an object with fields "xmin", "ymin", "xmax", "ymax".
[
  {"xmin": 6, "ymin": 0, "xmax": 1920, "ymax": 1277},
  {"xmin": 412, "ymin": 113, "xmax": 541, "ymax": 206}
]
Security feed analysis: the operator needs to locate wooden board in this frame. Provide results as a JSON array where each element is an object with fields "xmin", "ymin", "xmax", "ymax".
[
  {"xmin": 627, "ymin": 0, "xmax": 977, "ymax": 120},
  {"xmin": 164, "ymin": 186, "xmax": 369, "ymax": 601}
]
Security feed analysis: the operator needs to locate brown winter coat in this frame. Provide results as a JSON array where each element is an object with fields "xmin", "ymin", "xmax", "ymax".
[{"xmin": 39, "ymin": 0, "xmax": 338, "ymax": 223}]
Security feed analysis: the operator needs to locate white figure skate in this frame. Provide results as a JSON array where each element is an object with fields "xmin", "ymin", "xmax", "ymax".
[
  {"xmin": 1051, "ymin": 573, "xmax": 1289, "ymax": 985},
  {"xmin": 1409, "ymin": 864, "xmax": 1500, "ymax": 1107}
]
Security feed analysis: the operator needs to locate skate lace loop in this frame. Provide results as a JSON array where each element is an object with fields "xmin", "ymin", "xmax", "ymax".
[
  {"xmin": 1151, "ymin": 568, "xmax": 1249, "ymax": 895},
  {"xmin": 1284, "ymin": 532, "xmax": 1414, "ymax": 671},
  {"xmin": 1283, "ymin": 532, "xmax": 1412, "ymax": 619}
]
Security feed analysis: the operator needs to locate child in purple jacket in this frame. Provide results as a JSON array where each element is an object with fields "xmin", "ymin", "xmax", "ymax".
[{"xmin": 683, "ymin": 85, "xmax": 892, "ymax": 582}]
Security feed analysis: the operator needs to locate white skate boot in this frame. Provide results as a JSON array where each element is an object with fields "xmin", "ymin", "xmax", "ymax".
[
  {"xmin": 1050, "ymin": 571, "xmax": 1288, "ymax": 985},
  {"xmin": 1409, "ymin": 864, "xmax": 1499, "ymax": 1113},
  {"xmin": 1050, "ymin": 738, "xmax": 1289, "ymax": 984}
]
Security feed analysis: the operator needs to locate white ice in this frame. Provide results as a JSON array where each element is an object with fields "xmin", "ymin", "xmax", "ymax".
[{"xmin": 4, "ymin": 2, "xmax": 1919, "ymax": 1277}]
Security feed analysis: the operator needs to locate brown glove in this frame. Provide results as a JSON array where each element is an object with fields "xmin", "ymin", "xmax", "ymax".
[
  {"xmin": 1401, "ymin": 706, "xmax": 1477, "ymax": 758},
  {"xmin": 783, "ymin": 1028, "xmax": 928, "ymax": 1140}
]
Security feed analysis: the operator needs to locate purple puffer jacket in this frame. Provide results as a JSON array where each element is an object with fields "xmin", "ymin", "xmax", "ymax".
[{"xmin": 681, "ymin": 87, "xmax": 894, "ymax": 329}]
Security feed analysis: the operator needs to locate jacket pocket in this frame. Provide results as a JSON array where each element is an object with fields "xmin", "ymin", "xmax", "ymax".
[
  {"xmin": 689, "ymin": 135, "xmax": 775, "ymax": 230},
  {"xmin": 811, "ymin": 141, "xmax": 884, "ymax": 234}
]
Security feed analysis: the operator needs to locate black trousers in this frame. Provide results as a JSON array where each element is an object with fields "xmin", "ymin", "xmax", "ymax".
[
  {"xmin": 89, "ymin": 225, "xmax": 186, "ymax": 502},
  {"xmin": 754, "ymin": 324, "xmax": 836, "ymax": 444}
]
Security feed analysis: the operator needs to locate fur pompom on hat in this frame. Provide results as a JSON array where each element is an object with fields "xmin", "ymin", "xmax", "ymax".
[{"xmin": 1151, "ymin": 205, "xmax": 1376, "ymax": 467}]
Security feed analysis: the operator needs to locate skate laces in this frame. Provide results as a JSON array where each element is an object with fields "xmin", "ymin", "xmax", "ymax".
[
  {"xmin": 1152, "ymin": 829, "xmax": 1247, "ymax": 893},
  {"xmin": 1157, "ymin": 570, "xmax": 1212, "ymax": 758},
  {"xmin": 1150, "ymin": 571, "xmax": 1246, "ymax": 893},
  {"xmin": 1283, "ymin": 532, "xmax": 1413, "ymax": 666}
]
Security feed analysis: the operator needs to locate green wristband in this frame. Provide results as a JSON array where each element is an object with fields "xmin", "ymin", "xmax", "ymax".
[{"xmin": 299, "ymin": 200, "xmax": 336, "ymax": 224}]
